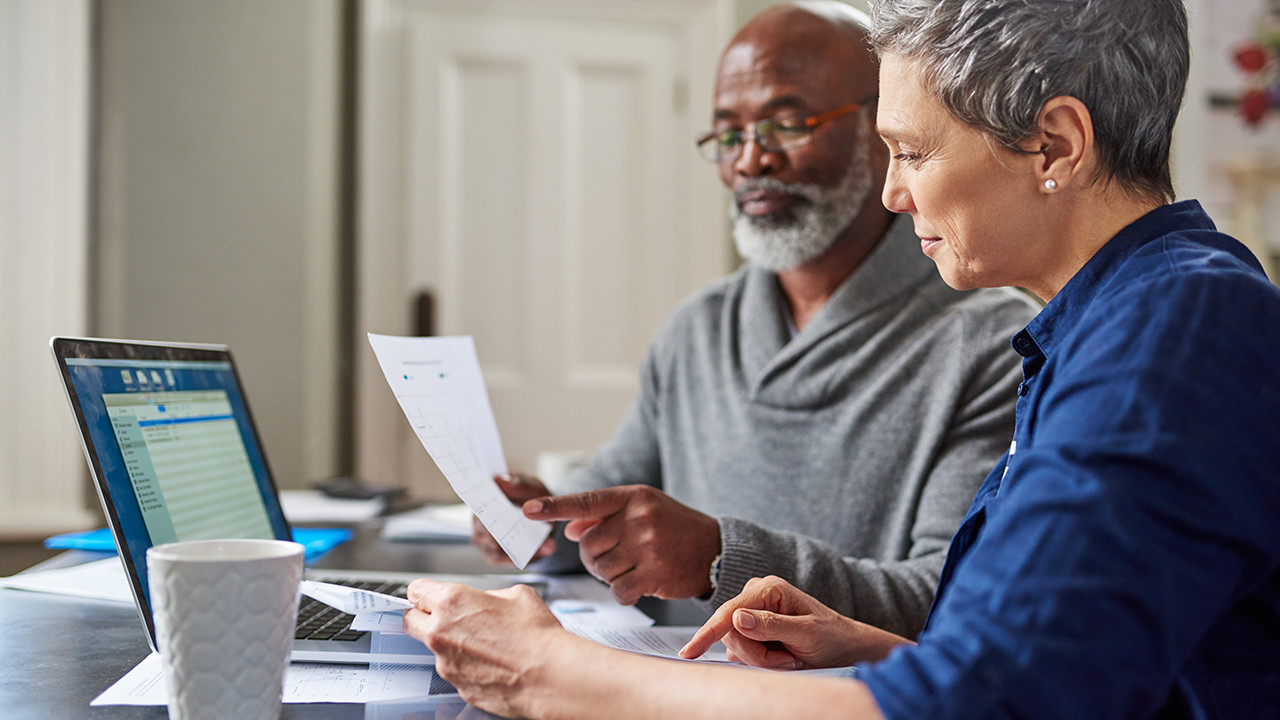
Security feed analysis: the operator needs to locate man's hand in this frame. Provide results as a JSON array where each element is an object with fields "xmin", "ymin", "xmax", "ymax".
[
  {"xmin": 679, "ymin": 576, "xmax": 909, "ymax": 669},
  {"xmin": 471, "ymin": 473, "xmax": 556, "ymax": 565},
  {"xmin": 404, "ymin": 579, "xmax": 564, "ymax": 717},
  {"xmin": 523, "ymin": 485, "xmax": 721, "ymax": 604}
]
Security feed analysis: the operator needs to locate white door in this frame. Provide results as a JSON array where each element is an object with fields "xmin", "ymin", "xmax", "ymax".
[{"xmin": 357, "ymin": 0, "xmax": 732, "ymax": 499}]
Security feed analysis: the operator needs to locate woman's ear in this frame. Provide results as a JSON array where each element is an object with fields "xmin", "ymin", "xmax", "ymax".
[{"xmin": 1034, "ymin": 96, "xmax": 1093, "ymax": 194}]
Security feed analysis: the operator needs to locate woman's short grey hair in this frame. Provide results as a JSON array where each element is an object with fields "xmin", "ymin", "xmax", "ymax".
[{"xmin": 869, "ymin": 0, "xmax": 1188, "ymax": 203}]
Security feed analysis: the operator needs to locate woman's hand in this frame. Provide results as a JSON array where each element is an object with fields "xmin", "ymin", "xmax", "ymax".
[
  {"xmin": 404, "ymin": 579, "xmax": 564, "ymax": 717},
  {"xmin": 679, "ymin": 576, "xmax": 910, "ymax": 669}
]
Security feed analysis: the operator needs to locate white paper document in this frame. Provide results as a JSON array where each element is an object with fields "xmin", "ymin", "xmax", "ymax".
[
  {"xmin": 349, "ymin": 617, "xmax": 731, "ymax": 665},
  {"xmin": 562, "ymin": 624, "xmax": 854, "ymax": 673},
  {"xmin": 351, "ymin": 610, "xmax": 411, "ymax": 633},
  {"xmin": 381, "ymin": 502, "xmax": 474, "ymax": 542},
  {"xmin": 92, "ymin": 653, "xmax": 438, "ymax": 706},
  {"xmin": 348, "ymin": 596, "xmax": 655, "ymax": 635},
  {"xmin": 300, "ymin": 580, "xmax": 414, "ymax": 614},
  {"xmin": 533, "ymin": 574, "xmax": 657, "ymax": 628},
  {"xmin": 280, "ymin": 489, "xmax": 384, "ymax": 523},
  {"xmin": 349, "ymin": 574, "xmax": 656, "ymax": 634},
  {"xmin": 546, "ymin": 596, "xmax": 657, "ymax": 629},
  {"xmin": 565, "ymin": 625, "xmax": 732, "ymax": 663},
  {"xmin": 0, "ymin": 557, "xmax": 132, "ymax": 603},
  {"xmin": 367, "ymin": 334, "xmax": 551, "ymax": 568}
]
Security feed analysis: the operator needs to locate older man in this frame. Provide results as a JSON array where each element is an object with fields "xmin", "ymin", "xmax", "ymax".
[{"xmin": 474, "ymin": 1, "xmax": 1037, "ymax": 638}]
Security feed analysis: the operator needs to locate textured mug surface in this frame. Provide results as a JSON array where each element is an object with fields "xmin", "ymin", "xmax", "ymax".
[{"xmin": 147, "ymin": 539, "xmax": 304, "ymax": 720}]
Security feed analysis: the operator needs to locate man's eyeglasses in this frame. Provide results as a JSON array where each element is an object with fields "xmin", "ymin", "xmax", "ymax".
[{"xmin": 694, "ymin": 94, "xmax": 878, "ymax": 164}]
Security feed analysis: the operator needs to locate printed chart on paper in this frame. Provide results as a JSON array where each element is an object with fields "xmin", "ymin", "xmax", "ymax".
[{"xmin": 367, "ymin": 334, "xmax": 551, "ymax": 568}]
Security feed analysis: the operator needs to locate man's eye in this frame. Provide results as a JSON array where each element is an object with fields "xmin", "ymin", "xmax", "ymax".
[
  {"xmin": 771, "ymin": 118, "xmax": 809, "ymax": 134},
  {"xmin": 716, "ymin": 131, "xmax": 742, "ymax": 147}
]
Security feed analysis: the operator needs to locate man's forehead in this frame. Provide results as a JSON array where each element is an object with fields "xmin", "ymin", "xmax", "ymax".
[
  {"xmin": 717, "ymin": 40, "xmax": 821, "ymax": 84},
  {"xmin": 715, "ymin": 47, "xmax": 846, "ymax": 106}
]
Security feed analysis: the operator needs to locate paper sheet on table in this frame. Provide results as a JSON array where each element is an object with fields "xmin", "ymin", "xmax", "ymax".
[
  {"xmin": 539, "ymin": 575, "xmax": 655, "ymax": 627},
  {"xmin": 349, "ymin": 595, "xmax": 654, "ymax": 634},
  {"xmin": 91, "ymin": 652, "xmax": 439, "ymax": 706},
  {"xmin": 565, "ymin": 625, "xmax": 732, "ymax": 663},
  {"xmin": 0, "ymin": 557, "xmax": 132, "ymax": 603},
  {"xmin": 381, "ymin": 502, "xmax": 474, "ymax": 542},
  {"xmin": 280, "ymin": 489, "xmax": 384, "ymax": 523},
  {"xmin": 559, "ymin": 624, "xmax": 855, "ymax": 672},
  {"xmin": 349, "ymin": 573, "xmax": 655, "ymax": 634},
  {"xmin": 349, "ymin": 618, "xmax": 730, "ymax": 666},
  {"xmin": 367, "ymin": 334, "xmax": 550, "ymax": 568}
]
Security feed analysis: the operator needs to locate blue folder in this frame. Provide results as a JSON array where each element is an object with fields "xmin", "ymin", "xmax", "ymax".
[{"xmin": 44, "ymin": 526, "xmax": 353, "ymax": 563}]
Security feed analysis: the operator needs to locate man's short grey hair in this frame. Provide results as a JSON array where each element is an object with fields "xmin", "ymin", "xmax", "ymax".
[{"xmin": 869, "ymin": 0, "xmax": 1188, "ymax": 203}]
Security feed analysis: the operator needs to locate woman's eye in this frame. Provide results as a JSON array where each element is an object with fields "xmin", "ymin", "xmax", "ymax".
[{"xmin": 893, "ymin": 152, "xmax": 924, "ymax": 167}]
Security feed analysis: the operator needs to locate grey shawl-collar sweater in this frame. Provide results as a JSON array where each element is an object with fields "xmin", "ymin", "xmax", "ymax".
[{"xmin": 561, "ymin": 215, "xmax": 1039, "ymax": 637}]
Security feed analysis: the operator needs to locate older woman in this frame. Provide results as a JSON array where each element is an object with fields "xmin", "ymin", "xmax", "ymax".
[{"xmin": 404, "ymin": 1, "xmax": 1280, "ymax": 718}]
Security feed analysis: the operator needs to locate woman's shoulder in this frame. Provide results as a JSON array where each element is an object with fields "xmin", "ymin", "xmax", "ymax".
[
  {"xmin": 1072, "ymin": 232, "xmax": 1280, "ymax": 365},
  {"xmin": 1103, "ymin": 228, "xmax": 1278, "ymax": 313}
]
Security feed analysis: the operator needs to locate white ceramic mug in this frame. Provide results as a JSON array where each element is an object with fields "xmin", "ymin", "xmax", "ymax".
[{"xmin": 147, "ymin": 538, "xmax": 305, "ymax": 720}]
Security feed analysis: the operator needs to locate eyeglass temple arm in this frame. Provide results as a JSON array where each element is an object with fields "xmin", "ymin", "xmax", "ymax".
[{"xmin": 803, "ymin": 94, "xmax": 879, "ymax": 127}]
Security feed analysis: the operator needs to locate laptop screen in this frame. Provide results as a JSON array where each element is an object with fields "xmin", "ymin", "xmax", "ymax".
[{"xmin": 52, "ymin": 338, "xmax": 290, "ymax": 620}]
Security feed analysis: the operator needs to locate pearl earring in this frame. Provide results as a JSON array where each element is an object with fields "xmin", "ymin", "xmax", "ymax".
[{"xmin": 1044, "ymin": 179, "xmax": 1058, "ymax": 191}]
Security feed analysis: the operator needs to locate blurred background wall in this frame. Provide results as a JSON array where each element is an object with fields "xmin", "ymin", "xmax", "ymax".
[{"xmin": 2, "ymin": 0, "xmax": 1277, "ymax": 543}]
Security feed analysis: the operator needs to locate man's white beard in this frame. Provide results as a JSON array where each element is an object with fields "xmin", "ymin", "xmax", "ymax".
[{"xmin": 730, "ymin": 126, "xmax": 873, "ymax": 273}]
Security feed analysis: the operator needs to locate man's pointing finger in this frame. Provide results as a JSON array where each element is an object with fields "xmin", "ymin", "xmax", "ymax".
[{"xmin": 523, "ymin": 487, "xmax": 630, "ymax": 521}]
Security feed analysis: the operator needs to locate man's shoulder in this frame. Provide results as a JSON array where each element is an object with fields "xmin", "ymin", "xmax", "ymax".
[
  {"xmin": 684, "ymin": 264, "xmax": 752, "ymax": 306},
  {"xmin": 652, "ymin": 265, "xmax": 752, "ymax": 337},
  {"xmin": 911, "ymin": 278, "xmax": 1041, "ymax": 340}
]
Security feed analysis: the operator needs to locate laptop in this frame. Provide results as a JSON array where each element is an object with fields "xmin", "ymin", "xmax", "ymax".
[{"xmin": 50, "ymin": 336, "xmax": 519, "ymax": 665}]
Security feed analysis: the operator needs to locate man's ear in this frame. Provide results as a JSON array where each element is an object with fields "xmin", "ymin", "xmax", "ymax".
[{"xmin": 1033, "ymin": 96, "xmax": 1093, "ymax": 194}]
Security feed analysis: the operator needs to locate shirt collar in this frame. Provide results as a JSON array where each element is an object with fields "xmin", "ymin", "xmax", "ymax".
[{"xmin": 1015, "ymin": 200, "xmax": 1216, "ymax": 362}]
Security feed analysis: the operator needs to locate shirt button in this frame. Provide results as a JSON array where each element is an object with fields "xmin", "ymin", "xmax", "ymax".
[{"xmin": 1014, "ymin": 336, "xmax": 1034, "ymax": 354}]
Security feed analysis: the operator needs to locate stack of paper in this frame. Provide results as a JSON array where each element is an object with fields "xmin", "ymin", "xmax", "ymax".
[
  {"xmin": 381, "ymin": 503, "xmax": 474, "ymax": 542},
  {"xmin": 0, "ymin": 557, "xmax": 132, "ymax": 603},
  {"xmin": 279, "ymin": 490, "xmax": 385, "ymax": 524}
]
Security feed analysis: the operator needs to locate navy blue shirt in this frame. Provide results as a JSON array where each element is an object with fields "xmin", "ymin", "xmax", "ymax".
[{"xmin": 860, "ymin": 201, "xmax": 1280, "ymax": 719}]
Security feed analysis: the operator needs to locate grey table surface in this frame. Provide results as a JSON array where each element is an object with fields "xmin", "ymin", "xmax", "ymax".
[{"xmin": 1, "ymin": 523, "xmax": 710, "ymax": 719}]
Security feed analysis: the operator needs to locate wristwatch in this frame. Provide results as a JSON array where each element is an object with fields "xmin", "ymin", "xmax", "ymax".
[{"xmin": 707, "ymin": 552, "xmax": 724, "ymax": 596}]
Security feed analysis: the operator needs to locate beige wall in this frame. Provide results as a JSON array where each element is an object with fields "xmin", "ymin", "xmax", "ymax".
[
  {"xmin": 735, "ymin": 1, "xmax": 869, "ymax": 28},
  {"xmin": 0, "ymin": 0, "xmax": 96, "ymax": 538},
  {"xmin": 95, "ymin": 0, "xmax": 345, "ymax": 489}
]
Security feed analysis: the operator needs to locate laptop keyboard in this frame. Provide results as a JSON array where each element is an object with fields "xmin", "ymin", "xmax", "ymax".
[{"xmin": 295, "ymin": 579, "xmax": 409, "ymax": 642}]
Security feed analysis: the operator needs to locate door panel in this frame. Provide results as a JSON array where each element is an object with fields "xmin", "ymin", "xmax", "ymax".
[{"xmin": 358, "ymin": 0, "xmax": 729, "ymax": 499}]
